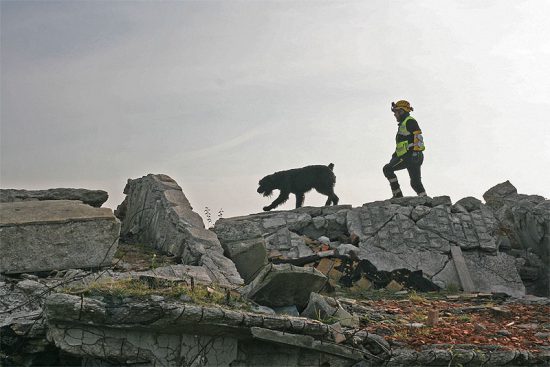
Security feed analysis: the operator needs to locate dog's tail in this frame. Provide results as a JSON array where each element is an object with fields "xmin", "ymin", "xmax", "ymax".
[{"xmin": 328, "ymin": 163, "xmax": 334, "ymax": 171}]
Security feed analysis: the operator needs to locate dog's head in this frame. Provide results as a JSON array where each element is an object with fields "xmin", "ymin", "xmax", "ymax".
[{"xmin": 257, "ymin": 174, "xmax": 276, "ymax": 197}]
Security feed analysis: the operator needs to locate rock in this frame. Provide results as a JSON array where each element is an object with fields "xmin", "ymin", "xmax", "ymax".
[
  {"xmin": 315, "ymin": 258, "xmax": 337, "ymax": 275},
  {"xmin": 301, "ymin": 292, "xmax": 338, "ymax": 321},
  {"xmin": 265, "ymin": 228, "xmax": 314, "ymax": 259},
  {"xmin": 0, "ymin": 200, "xmax": 120, "ymax": 274},
  {"xmin": 249, "ymin": 305, "xmax": 276, "ymax": 316},
  {"xmin": 0, "ymin": 188, "xmax": 109, "ymax": 208},
  {"xmin": 335, "ymin": 243, "xmax": 365, "ymax": 260},
  {"xmin": 474, "ymin": 323, "xmax": 487, "ymax": 332},
  {"xmin": 272, "ymin": 305, "xmax": 300, "ymax": 317},
  {"xmin": 318, "ymin": 236, "xmax": 330, "ymax": 245},
  {"xmin": 0, "ymin": 277, "xmax": 54, "ymax": 365},
  {"xmin": 463, "ymin": 251, "xmax": 525, "ymax": 297},
  {"xmin": 330, "ymin": 322, "xmax": 346, "ymax": 344},
  {"xmin": 497, "ymin": 329, "xmax": 512, "ymax": 336},
  {"xmin": 483, "ymin": 182, "xmax": 549, "ymax": 296},
  {"xmin": 116, "ymin": 174, "xmax": 242, "ymax": 287},
  {"xmin": 221, "ymin": 237, "xmax": 267, "ymax": 284},
  {"xmin": 455, "ymin": 196, "xmax": 483, "ymax": 212},
  {"xmin": 242, "ymin": 264, "xmax": 327, "ymax": 308},
  {"xmin": 385, "ymin": 280, "xmax": 404, "ymax": 292},
  {"xmin": 301, "ymin": 293, "xmax": 359, "ymax": 327},
  {"xmin": 483, "ymin": 181, "xmax": 518, "ymax": 207}
]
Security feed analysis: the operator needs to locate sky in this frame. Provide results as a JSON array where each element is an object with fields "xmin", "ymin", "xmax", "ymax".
[{"xmin": 1, "ymin": 0, "xmax": 549, "ymax": 223}]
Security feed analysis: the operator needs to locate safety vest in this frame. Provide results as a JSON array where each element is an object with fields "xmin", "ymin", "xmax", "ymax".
[{"xmin": 395, "ymin": 116, "xmax": 425, "ymax": 157}]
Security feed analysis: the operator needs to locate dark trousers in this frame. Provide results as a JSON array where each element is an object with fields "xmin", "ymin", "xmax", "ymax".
[{"xmin": 383, "ymin": 152, "xmax": 426, "ymax": 197}]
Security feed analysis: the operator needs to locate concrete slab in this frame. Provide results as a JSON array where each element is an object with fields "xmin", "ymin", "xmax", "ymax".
[{"xmin": 0, "ymin": 200, "xmax": 120, "ymax": 274}]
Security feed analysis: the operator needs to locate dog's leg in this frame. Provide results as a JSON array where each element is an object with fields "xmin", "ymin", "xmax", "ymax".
[
  {"xmin": 329, "ymin": 192, "xmax": 339, "ymax": 206},
  {"xmin": 318, "ymin": 187, "xmax": 339, "ymax": 206},
  {"xmin": 263, "ymin": 191, "xmax": 290, "ymax": 211},
  {"xmin": 295, "ymin": 193, "xmax": 305, "ymax": 208}
]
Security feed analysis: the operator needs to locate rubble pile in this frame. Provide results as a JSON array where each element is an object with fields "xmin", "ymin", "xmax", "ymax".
[{"xmin": 1, "ymin": 175, "xmax": 548, "ymax": 366}]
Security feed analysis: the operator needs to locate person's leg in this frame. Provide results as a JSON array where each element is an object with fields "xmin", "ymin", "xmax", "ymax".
[
  {"xmin": 406, "ymin": 153, "xmax": 427, "ymax": 196},
  {"xmin": 383, "ymin": 156, "xmax": 408, "ymax": 198}
]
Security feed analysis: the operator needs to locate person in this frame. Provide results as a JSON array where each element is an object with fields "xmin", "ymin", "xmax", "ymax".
[{"xmin": 383, "ymin": 100, "xmax": 427, "ymax": 198}]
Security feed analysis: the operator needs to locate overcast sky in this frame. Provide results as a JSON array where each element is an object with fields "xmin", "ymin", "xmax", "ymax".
[{"xmin": 1, "ymin": 0, "xmax": 549, "ymax": 221}]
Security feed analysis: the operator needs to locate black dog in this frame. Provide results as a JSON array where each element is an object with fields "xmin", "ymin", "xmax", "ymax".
[{"xmin": 257, "ymin": 163, "xmax": 339, "ymax": 211}]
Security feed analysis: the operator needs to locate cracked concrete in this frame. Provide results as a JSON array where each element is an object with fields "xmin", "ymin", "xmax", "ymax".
[
  {"xmin": 215, "ymin": 194, "xmax": 525, "ymax": 296},
  {"xmin": 44, "ymin": 293, "xmax": 376, "ymax": 366}
]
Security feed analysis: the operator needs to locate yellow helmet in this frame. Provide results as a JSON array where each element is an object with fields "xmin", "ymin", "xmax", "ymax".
[{"xmin": 391, "ymin": 100, "xmax": 413, "ymax": 113}]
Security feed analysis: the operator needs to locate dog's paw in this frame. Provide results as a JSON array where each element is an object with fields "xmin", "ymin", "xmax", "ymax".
[{"xmin": 263, "ymin": 206, "xmax": 271, "ymax": 212}]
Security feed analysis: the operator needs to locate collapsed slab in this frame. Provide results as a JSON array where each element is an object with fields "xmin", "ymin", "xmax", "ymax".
[
  {"xmin": 347, "ymin": 198, "xmax": 525, "ymax": 296},
  {"xmin": 242, "ymin": 264, "xmax": 327, "ymax": 308},
  {"xmin": 0, "ymin": 200, "xmax": 120, "ymax": 274},
  {"xmin": 115, "ymin": 174, "xmax": 243, "ymax": 287},
  {"xmin": 43, "ymin": 293, "xmax": 378, "ymax": 366},
  {"xmin": 0, "ymin": 188, "xmax": 109, "ymax": 208}
]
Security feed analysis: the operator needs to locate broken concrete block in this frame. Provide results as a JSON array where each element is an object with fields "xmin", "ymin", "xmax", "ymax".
[
  {"xmin": 333, "ymin": 306, "xmax": 359, "ymax": 328},
  {"xmin": 0, "ymin": 200, "xmax": 120, "ymax": 274},
  {"xmin": 316, "ymin": 258, "xmax": 336, "ymax": 275},
  {"xmin": 330, "ymin": 322, "xmax": 346, "ymax": 344},
  {"xmin": 242, "ymin": 264, "xmax": 326, "ymax": 308},
  {"xmin": 301, "ymin": 292, "xmax": 337, "ymax": 321},
  {"xmin": 351, "ymin": 276, "xmax": 372, "ymax": 292},
  {"xmin": 301, "ymin": 293, "xmax": 358, "ymax": 327},
  {"xmin": 116, "ymin": 174, "xmax": 243, "ymax": 286},
  {"xmin": 222, "ymin": 237, "xmax": 267, "ymax": 284}
]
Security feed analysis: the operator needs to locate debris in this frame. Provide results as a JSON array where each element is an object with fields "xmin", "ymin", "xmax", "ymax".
[
  {"xmin": 385, "ymin": 280, "xmax": 404, "ymax": 292},
  {"xmin": 426, "ymin": 309, "xmax": 439, "ymax": 326}
]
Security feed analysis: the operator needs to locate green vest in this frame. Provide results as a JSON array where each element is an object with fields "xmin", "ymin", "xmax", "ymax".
[{"xmin": 395, "ymin": 116, "xmax": 415, "ymax": 157}]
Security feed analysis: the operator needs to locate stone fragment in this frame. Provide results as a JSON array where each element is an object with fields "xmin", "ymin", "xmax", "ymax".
[
  {"xmin": 315, "ymin": 258, "xmax": 337, "ymax": 276},
  {"xmin": 330, "ymin": 322, "xmax": 346, "ymax": 344},
  {"xmin": 301, "ymin": 292, "xmax": 337, "ymax": 321},
  {"xmin": 336, "ymin": 243, "xmax": 364, "ymax": 259},
  {"xmin": 483, "ymin": 180, "xmax": 518, "ymax": 206},
  {"xmin": 426, "ymin": 309, "xmax": 439, "ymax": 326},
  {"xmin": 350, "ymin": 277, "xmax": 372, "ymax": 292},
  {"xmin": 221, "ymin": 237, "xmax": 267, "ymax": 284},
  {"xmin": 265, "ymin": 228, "xmax": 314, "ymax": 259},
  {"xmin": 455, "ymin": 196, "xmax": 483, "ymax": 212},
  {"xmin": 301, "ymin": 292, "xmax": 359, "ymax": 327},
  {"xmin": 385, "ymin": 280, "xmax": 404, "ymax": 292},
  {"xmin": 0, "ymin": 200, "xmax": 120, "ymax": 274},
  {"xmin": 318, "ymin": 236, "xmax": 330, "ymax": 245},
  {"xmin": 242, "ymin": 264, "xmax": 326, "ymax": 308}
]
